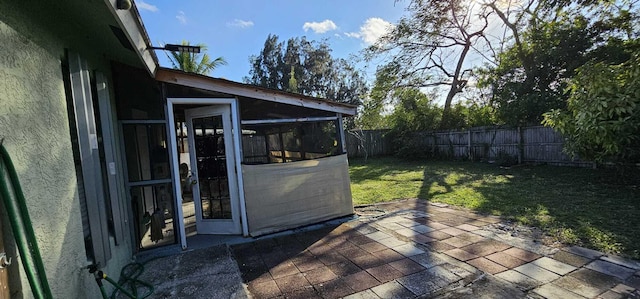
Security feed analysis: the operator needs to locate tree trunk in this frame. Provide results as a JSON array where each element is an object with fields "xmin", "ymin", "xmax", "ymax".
[{"xmin": 439, "ymin": 42, "xmax": 471, "ymax": 129}]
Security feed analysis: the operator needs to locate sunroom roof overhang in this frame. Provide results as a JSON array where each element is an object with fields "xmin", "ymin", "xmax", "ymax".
[{"xmin": 155, "ymin": 68, "xmax": 357, "ymax": 116}]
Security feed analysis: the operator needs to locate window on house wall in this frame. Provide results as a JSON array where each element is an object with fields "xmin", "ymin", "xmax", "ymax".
[{"xmin": 241, "ymin": 120, "xmax": 342, "ymax": 164}]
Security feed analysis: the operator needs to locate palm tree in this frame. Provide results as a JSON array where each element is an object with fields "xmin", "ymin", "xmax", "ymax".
[{"xmin": 166, "ymin": 41, "xmax": 227, "ymax": 75}]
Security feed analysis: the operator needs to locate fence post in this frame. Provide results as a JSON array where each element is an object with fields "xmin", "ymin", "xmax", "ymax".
[
  {"xmin": 431, "ymin": 134, "xmax": 436, "ymax": 157},
  {"xmin": 467, "ymin": 129, "xmax": 472, "ymax": 160},
  {"xmin": 517, "ymin": 126, "xmax": 523, "ymax": 164}
]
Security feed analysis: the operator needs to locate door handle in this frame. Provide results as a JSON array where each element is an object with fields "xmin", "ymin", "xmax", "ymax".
[{"xmin": 190, "ymin": 179, "xmax": 198, "ymax": 186}]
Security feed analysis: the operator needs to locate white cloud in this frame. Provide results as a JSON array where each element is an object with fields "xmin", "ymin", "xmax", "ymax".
[
  {"xmin": 176, "ymin": 11, "xmax": 187, "ymax": 24},
  {"xmin": 344, "ymin": 32, "xmax": 361, "ymax": 38},
  {"xmin": 136, "ymin": 0, "xmax": 158, "ymax": 12},
  {"xmin": 302, "ymin": 19, "xmax": 338, "ymax": 34},
  {"xmin": 346, "ymin": 17, "xmax": 394, "ymax": 45},
  {"xmin": 227, "ymin": 19, "xmax": 254, "ymax": 28},
  {"xmin": 360, "ymin": 18, "xmax": 393, "ymax": 45}
]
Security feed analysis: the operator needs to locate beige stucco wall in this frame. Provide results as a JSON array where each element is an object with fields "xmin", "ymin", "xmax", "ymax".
[
  {"xmin": 0, "ymin": 12, "xmax": 133, "ymax": 299},
  {"xmin": 242, "ymin": 154, "xmax": 354, "ymax": 236}
]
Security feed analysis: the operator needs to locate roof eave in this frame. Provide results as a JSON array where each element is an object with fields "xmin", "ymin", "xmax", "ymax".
[
  {"xmin": 103, "ymin": 0, "xmax": 158, "ymax": 76},
  {"xmin": 155, "ymin": 68, "xmax": 358, "ymax": 116}
]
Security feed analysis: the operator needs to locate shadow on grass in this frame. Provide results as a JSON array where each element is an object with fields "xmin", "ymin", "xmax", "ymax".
[
  {"xmin": 349, "ymin": 157, "xmax": 426, "ymax": 184},
  {"xmin": 352, "ymin": 157, "xmax": 640, "ymax": 259},
  {"xmin": 432, "ymin": 162, "xmax": 639, "ymax": 259}
]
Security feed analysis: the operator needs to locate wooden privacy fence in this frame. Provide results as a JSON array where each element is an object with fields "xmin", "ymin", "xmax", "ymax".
[
  {"xmin": 345, "ymin": 130, "xmax": 391, "ymax": 159},
  {"xmin": 345, "ymin": 126, "xmax": 589, "ymax": 166}
]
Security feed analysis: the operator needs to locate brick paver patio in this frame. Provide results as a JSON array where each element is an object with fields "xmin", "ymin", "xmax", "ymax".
[{"xmin": 231, "ymin": 199, "xmax": 640, "ymax": 298}]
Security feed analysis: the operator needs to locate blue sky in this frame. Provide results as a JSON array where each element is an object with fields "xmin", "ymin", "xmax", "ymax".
[{"xmin": 137, "ymin": 0, "xmax": 408, "ymax": 82}]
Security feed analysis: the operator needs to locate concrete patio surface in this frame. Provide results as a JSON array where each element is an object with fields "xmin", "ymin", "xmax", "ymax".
[
  {"xmin": 135, "ymin": 245, "xmax": 248, "ymax": 299},
  {"xmin": 138, "ymin": 199, "xmax": 640, "ymax": 298}
]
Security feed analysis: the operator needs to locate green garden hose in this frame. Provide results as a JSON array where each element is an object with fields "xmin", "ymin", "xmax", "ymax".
[
  {"xmin": 1, "ymin": 142, "xmax": 155, "ymax": 299},
  {"xmin": 109, "ymin": 262, "xmax": 154, "ymax": 299},
  {"xmin": 0, "ymin": 142, "xmax": 53, "ymax": 299}
]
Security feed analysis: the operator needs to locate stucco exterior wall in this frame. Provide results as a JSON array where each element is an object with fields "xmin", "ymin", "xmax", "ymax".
[{"xmin": 0, "ymin": 12, "xmax": 132, "ymax": 299}]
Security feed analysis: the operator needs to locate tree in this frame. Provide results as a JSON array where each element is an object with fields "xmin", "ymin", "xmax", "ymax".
[
  {"xmin": 367, "ymin": 0, "xmax": 491, "ymax": 129},
  {"xmin": 444, "ymin": 100, "xmax": 497, "ymax": 129},
  {"xmin": 356, "ymin": 63, "xmax": 397, "ymax": 129},
  {"xmin": 287, "ymin": 66, "xmax": 298, "ymax": 93},
  {"xmin": 359, "ymin": 60, "xmax": 496, "ymax": 131},
  {"xmin": 166, "ymin": 41, "xmax": 227, "ymax": 75},
  {"xmin": 246, "ymin": 35, "xmax": 368, "ymax": 108},
  {"xmin": 247, "ymin": 34, "xmax": 283, "ymax": 89},
  {"xmin": 479, "ymin": 12, "xmax": 593, "ymax": 124},
  {"xmin": 388, "ymin": 88, "xmax": 442, "ymax": 133},
  {"xmin": 386, "ymin": 88, "xmax": 443, "ymax": 157},
  {"xmin": 480, "ymin": 0, "xmax": 639, "ymax": 125},
  {"xmin": 542, "ymin": 54, "xmax": 640, "ymax": 164}
]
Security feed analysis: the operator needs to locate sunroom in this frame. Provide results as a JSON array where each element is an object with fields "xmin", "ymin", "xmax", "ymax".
[{"xmin": 114, "ymin": 64, "xmax": 355, "ymax": 251}]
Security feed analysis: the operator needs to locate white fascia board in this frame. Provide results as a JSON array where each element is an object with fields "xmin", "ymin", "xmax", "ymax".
[
  {"xmin": 156, "ymin": 71, "xmax": 357, "ymax": 116},
  {"xmin": 104, "ymin": 0, "xmax": 158, "ymax": 76}
]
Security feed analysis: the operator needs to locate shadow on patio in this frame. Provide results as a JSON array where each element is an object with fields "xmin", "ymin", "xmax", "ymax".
[{"xmin": 229, "ymin": 199, "xmax": 527, "ymax": 298}]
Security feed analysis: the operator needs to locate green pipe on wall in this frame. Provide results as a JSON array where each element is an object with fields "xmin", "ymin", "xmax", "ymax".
[{"xmin": 0, "ymin": 144, "xmax": 53, "ymax": 299}]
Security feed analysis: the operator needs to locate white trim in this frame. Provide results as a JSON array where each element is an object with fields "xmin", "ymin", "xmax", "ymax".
[
  {"xmin": 156, "ymin": 70, "xmax": 357, "ymax": 116},
  {"xmin": 117, "ymin": 122, "xmax": 138, "ymax": 252},
  {"xmin": 166, "ymin": 100, "xmax": 187, "ymax": 249},
  {"xmin": 232, "ymin": 100, "xmax": 249, "ymax": 237},
  {"xmin": 164, "ymin": 102, "xmax": 180, "ymax": 241},
  {"xmin": 185, "ymin": 105, "xmax": 241, "ymax": 234},
  {"xmin": 241, "ymin": 116, "xmax": 338, "ymax": 125},
  {"xmin": 120, "ymin": 120, "xmax": 166, "ymax": 124},
  {"xmin": 167, "ymin": 98, "xmax": 249, "ymax": 244},
  {"xmin": 338, "ymin": 114, "xmax": 347, "ymax": 154},
  {"xmin": 96, "ymin": 72, "xmax": 127, "ymax": 245},
  {"xmin": 169, "ymin": 98, "xmax": 236, "ymax": 105}
]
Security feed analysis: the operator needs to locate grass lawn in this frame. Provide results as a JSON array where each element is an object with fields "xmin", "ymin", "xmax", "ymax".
[{"xmin": 349, "ymin": 157, "xmax": 640, "ymax": 259}]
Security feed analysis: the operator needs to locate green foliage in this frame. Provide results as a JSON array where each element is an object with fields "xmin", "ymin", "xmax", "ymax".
[
  {"xmin": 366, "ymin": 0, "xmax": 490, "ymax": 128},
  {"xmin": 543, "ymin": 55, "xmax": 640, "ymax": 163},
  {"xmin": 248, "ymin": 34, "xmax": 283, "ymax": 89},
  {"xmin": 360, "ymin": 61, "xmax": 497, "ymax": 129},
  {"xmin": 480, "ymin": 1, "xmax": 639, "ymax": 125},
  {"xmin": 386, "ymin": 88, "xmax": 442, "ymax": 158},
  {"xmin": 446, "ymin": 101, "xmax": 498, "ymax": 129},
  {"xmin": 356, "ymin": 63, "xmax": 398, "ymax": 130},
  {"xmin": 287, "ymin": 66, "xmax": 298, "ymax": 93},
  {"xmin": 359, "ymin": 63, "xmax": 497, "ymax": 158},
  {"xmin": 388, "ymin": 89, "xmax": 442, "ymax": 133},
  {"xmin": 245, "ymin": 35, "xmax": 368, "ymax": 110},
  {"xmin": 166, "ymin": 41, "xmax": 227, "ymax": 75},
  {"xmin": 357, "ymin": 97, "xmax": 389, "ymax": 130},
  {"xmin": 480, "ymin": 14, "xmax": 593, "ymax": 125}
]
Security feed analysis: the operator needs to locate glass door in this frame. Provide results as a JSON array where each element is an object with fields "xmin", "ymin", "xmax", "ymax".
[{"xmin": 184, "ymin": 105, "xmax": 241, "ymax": 234}]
